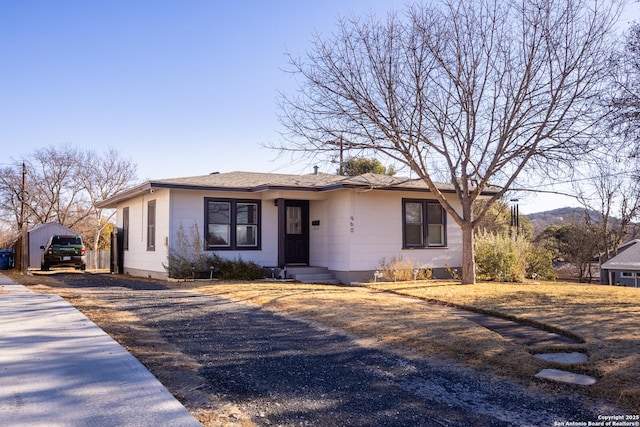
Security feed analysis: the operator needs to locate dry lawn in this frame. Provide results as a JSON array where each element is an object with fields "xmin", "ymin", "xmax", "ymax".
[{"xmin": 193, "ymin": 280, "xmax": 639, "ymax": 412}]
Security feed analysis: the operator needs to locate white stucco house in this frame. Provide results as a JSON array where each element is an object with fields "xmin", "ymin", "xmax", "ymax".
[{"xmin": 95, "ymin": 171, "xmax": 498, "ymax": 284}]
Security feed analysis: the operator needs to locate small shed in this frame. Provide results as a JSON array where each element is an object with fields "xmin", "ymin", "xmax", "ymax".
[
  {"xmin": 28, "ymin": 223, "xmax": 78, "ymax": 268},
  {"xmin": 600, "ymin": 239, "xmax": 640, "ymax": 287}
]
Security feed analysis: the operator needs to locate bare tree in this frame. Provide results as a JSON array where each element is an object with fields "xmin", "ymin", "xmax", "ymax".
[
  {"xmin": 0, "ymin": 222, "xmax": 16, "ymax": 250},
  {"xmin": 23, "ymin": 145, "xmax": 89, "ymax": 228},
  {"xmin": 274, "ymin": 0, "xmax": 622, "ymax": 283},
  {"xmin": 78, "ymin": 148, "xmax": 138, "ymax": 260},
  {"xmin": 0, "ymin": 166, "xmax": 24, "ymax": 230},
  {"xmin": 608, "ymin": 22, "xmax": 640, "ymax": 144},
  {"xmin": 0, "ymin": 145, "xmax": 138, "ymax": 258},
  {"xmin": 576, "ymin": 154, "xmax": 640, "ymax": 263},
  {"xmin": 561, "ymin": 19, "xmax": 640, "ymax": 279}
]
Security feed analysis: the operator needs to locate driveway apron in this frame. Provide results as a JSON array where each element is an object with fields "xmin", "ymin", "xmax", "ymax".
[{"xmin": 0, "ymin": 277, "xmax": 201, "ymax": 427}]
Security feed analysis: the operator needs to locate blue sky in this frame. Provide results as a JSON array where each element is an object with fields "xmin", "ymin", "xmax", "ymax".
[
  {"xmin": 0, "ymin": 0, "xmax": 405, "ymax": 178},
  {"xmin": 1, "ymin": 1, "xmax": 638, "ymax": 214}
]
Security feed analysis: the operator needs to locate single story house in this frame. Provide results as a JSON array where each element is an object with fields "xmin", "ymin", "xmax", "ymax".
[
  {"xmin": 95, "ymin": 171, "xmax": 498, "ymax": 284},
  {"xmin": 600, "ymin": 239, "xmax": 640, "ymax": 287}
]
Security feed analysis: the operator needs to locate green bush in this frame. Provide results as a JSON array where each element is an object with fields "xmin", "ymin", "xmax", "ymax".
[
  {"xmin": 206, "ymin": 254, "xmax": 265, "ymax": 281},
  {"xmin": 474, "ymin": 230, "xmax": 527, "ymax": 282},
  {"xmin": 474, "ymin": 230, "xmax": 555, "ymax": 282},
  {"xmin": 525, "ymin": 245, "xmax": 557, "ymax": 280}
]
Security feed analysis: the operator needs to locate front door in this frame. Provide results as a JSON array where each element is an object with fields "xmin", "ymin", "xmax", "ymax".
[{"xmin": 279, "ymin": 200, "xmax": 309, "ymax": 266}]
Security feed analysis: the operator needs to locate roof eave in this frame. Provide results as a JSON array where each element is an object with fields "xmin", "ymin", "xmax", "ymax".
[
  {"xmin": 95, "ymin": 179, "xmax": 501, "ymax": 208},
  {"xmin": 95, "ymin": 182, "xmax": 152, "ymax": 208}
]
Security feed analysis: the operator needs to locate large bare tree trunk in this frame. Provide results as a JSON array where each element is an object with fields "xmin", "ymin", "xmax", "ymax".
[{"xmin": 461, "ymin": 223, "xmax": 476, "ymax": 285}]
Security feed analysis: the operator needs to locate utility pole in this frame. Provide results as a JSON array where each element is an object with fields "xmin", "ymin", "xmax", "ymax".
[{"xmin": 20, "ymin": 162, "xmax": 29, "ymax": 274}]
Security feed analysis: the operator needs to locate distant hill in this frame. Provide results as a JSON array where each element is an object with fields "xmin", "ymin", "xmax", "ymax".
[
  {"xmin": 525, "ymin": 207, "xmax": 598, "ymax": 234},
  {"xmin": 525, "ymin": 207, "xmax": 640, "ymax": 238}
]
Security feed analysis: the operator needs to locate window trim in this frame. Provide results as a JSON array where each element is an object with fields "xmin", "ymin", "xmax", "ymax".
[
  {"xmin": 147, "ymin": 200, "xmax": 156, "ymax": 251},
  {"xmin": 402, "ymin": 198, "xmax": 447, "ymax": 249},
  {"xmin": 205, "ymin": 198, "xmax": 261, "ymax": 250}
]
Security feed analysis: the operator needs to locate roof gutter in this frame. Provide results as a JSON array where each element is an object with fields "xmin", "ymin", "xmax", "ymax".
[
  {"xmin": 95, "ymin": 179, "xmax": 500, "ymax": 208},
  {"xmin": 94, "ymin": 182, "xmax": 153, "ymax": 208}
]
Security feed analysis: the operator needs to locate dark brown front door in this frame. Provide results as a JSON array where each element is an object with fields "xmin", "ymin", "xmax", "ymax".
[{"xmin": 279, "ymin": 200, "xmax": 309, "ymax": 266}]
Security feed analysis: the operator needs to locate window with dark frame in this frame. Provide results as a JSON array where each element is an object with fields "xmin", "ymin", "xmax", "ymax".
[
  {"xmin": 122, "ymin": 207, "xmax": 129, "ymax": 250},
  {"xmin": 236, "ymin": 202, "xmax": 258, "ymax": 247},
  {"xmin": 205, "ymin": 198, "xmax": 260, "ymax": 250},
  {"xmin": 207, "ymin": 201, "xmax": 231, "ymax": 246},
  {"xmin": 402, "ymin": 199, "xmax": 446, "ymax": 248},
  {"xmin": 147, "ymin": 200, "xmax": 156, "ymax": 251}
]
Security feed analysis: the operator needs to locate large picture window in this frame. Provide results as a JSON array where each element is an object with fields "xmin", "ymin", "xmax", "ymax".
[
  {"xmin": 402, "ymin": 199, "xmax": 446, "ymax": 248},
  {"xmin": 205, "ymin": 199, "xmax": 260, "ymax": 250}
]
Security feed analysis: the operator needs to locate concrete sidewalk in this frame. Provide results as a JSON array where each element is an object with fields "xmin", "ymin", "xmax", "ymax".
[{"xmin": 0, "ymin": 273, "xmax": 202, "ymax": 427}]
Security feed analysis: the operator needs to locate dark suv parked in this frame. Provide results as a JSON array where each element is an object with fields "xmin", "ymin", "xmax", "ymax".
[{"xmin": 40, "ymin": 235, "xmax": 87, "ymax": 271}]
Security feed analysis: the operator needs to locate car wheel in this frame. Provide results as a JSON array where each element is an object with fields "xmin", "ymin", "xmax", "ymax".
[
  {"xmin": 41, "ymin": 263, "xmax": 50, "ymax": 271},
  {"xmin": 80, "ymin": 264, "xmax": 86, "ymax": 271}
]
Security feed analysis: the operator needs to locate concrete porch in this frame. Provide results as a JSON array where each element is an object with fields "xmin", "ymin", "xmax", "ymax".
[{"xmin": 284, "ymin": 266, "xmax": 340, "ymax": 285}]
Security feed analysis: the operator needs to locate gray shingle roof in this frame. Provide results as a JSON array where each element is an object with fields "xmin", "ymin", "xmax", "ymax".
[
  {"xmin": 152, "ymin": 171, "xmax": 453, "ymax": 190},
  {"xmin": 96, "ymin": 171, "xmax": 499, "ymax": 208},
  {"xmin": 601, "ymin": 240, "xmax": 640, "ymax": 271}
]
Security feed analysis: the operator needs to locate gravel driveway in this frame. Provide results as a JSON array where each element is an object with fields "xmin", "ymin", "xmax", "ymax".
[{"xmin": 21, "ymin": 273, "xmax": 621, "ymax": 426}]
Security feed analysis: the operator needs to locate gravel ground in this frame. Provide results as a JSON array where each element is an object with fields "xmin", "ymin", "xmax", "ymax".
[{"xmin": 13, "ymin": 272, "xmax": 624, "ymax": 426}]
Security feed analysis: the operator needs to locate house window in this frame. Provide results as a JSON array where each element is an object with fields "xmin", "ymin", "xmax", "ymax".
[
  {"xmin": 205, "ymin": 198, "xmax": 260, "ymax": 249},
  {"xmin": 403, "ymin": 199, "xmax": 446, "ymax": 248},
  {"xmin": 621, "ymin": 272, "xmax": 635, "ymax": 277},
  {"xmin": 236, "ymin": 202, "xmax": 258, "ymax": 247},
  {"xmin": 147, "ymin": 200, "xmax": 156, "ymax": 251},
  {"xmin": 122, "ymin": 207, "xmax": 129, "ymax": 251},
  {"xmin": 207, "ymin": 201, "xmax": 231, "ymax": 246}
]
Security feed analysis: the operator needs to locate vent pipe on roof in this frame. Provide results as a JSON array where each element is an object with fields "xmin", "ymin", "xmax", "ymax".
[
  {"xmin": 313, "ymin": 165, "xmax": 319, "ymax": 175},
  {"xmin": 210, "ymin": 172, "xmax": 219, "ymax": 175}
]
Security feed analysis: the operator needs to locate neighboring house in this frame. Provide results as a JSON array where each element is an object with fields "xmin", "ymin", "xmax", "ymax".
[
  {"xmin": 96, "ymin": 171, "xmax": 499, "ymax": 284},
  {"xmin": 27, "ymin": 223, "xmax": 78, "ymax": 269},
  {"xmin": 600, "ymin": 239, "xmax": 640, "ymax": 287}
]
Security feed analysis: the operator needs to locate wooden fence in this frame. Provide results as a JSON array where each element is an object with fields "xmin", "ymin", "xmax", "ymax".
[{"xmin": 85, "ymin": 250, "xmax": 110, "ymax": 270}]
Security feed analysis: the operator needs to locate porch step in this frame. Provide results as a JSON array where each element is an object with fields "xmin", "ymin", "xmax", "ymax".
[{"xmin": 285, "ymin": 266, "xmax": 340, "ymax": 285}]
